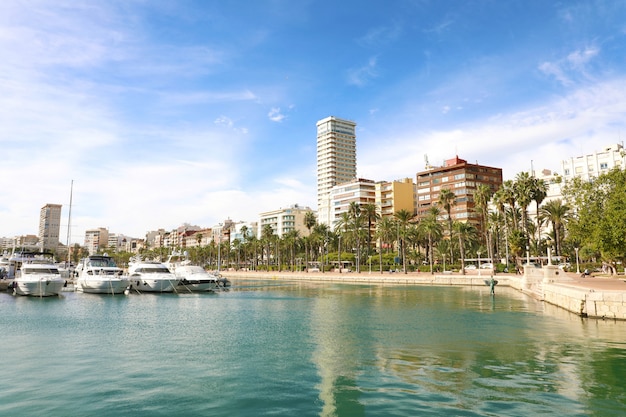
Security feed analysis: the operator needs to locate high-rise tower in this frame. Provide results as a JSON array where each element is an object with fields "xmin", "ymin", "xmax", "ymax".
[
  {"xmin": 39, "ymin": 203, "xmax": 62, "ymax": 252},
  {"xmin": 316, "ymin": 116, "xmax": 357, "ymax": 226}
]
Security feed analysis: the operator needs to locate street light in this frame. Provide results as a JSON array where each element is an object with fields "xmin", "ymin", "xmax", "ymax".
[
  {"xmin": 526, "ymin": 245, "xmax": 530, "ymax": 266},
  {"xmin": 575, "ymin": 247, "xmax": 580, "ymax": 274},
  {"xmin": 338, "ymin": 234, "xmax": 342, "ymax": 274},
  {"xmin": 217, "ymin": 224, "xmax": 222, "ymax": 273},
  {"xmin": 478, "ymin": 251, "xmax": 481, "ymax": 277}
]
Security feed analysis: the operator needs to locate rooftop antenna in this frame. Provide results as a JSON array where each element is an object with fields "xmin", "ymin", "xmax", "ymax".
[{"xmin": 424, "ymin": 154, "xmax": 430, "ymax": 169}]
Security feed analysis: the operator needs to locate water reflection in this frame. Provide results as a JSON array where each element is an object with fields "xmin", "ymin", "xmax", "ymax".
[{"xmin": 304, "ymin": 284, "xmax": 626, "ymax": 416}]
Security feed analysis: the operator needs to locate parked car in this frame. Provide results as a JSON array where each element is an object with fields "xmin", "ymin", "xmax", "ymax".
[
  {"xmin": 464, "ymin": 264, "xmax": 477, "ymax": 270},
  {"xmin": 480, "ymin": 263, "xmax": 494, "ymax": 269}
]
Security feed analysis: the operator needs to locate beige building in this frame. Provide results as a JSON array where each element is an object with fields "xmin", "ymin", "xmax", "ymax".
[
  {"xmin": 375, "ymin": 178, "xmax": 416, "ymax": 219},
  {"xmin": 39, "ymin": 203, "xmax": 62, "ymax": 252},
  {"xmin": 84, "ymin": 228, "xmax": 109, "ymax": 255},
  {"xmin": 258, "ymin": 204, "xmax": 314, "ymax": 238},
  {"xmin": 316, "ymin": 116, "xmax": 357, "ymax": 226}
]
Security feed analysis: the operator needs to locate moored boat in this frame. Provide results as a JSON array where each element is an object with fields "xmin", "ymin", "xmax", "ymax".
[
  {"xmin": 128, "ymin": 259, "xmax": 179, "ymax": 293},
  {"xmin": 9, "ymin": 253, "xmax": 65, "ymax": 297},
  {"xmin": 75, "ymin": 254, "xmax": 130, "ymax": 295},
  {"xmin": 164, "ymin": 252, "xmax": 218, "ymax": 292}
]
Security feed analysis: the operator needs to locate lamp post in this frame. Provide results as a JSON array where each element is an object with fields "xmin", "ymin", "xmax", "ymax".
[
  {"xmin": 575, "ymin": 247, "xmax": 580, "ymax": 274},
  {"xmin": 526, "ymin": 245, "xmax": 530, "ymax": 266},
  {"xmin": 217, "ymin": 224, "xmax": 222, "ymax": 273},
  {"xmin": 338, "ymin": 234, "xmax": 342, "ymax": 274},
  {"xmin": 478, "ymin": 251, "xmax": 481, "ymax": 277}
]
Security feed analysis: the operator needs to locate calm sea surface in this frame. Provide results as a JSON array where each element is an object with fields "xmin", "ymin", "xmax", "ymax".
[{"xmin": 1, "ymin": 280, "xmax": 625, "ymax": 416}]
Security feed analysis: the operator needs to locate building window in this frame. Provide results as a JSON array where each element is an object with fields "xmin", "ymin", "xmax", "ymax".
[{"xmin": 600, "ymin": 162, "xmax": 608, "ymax": 170}]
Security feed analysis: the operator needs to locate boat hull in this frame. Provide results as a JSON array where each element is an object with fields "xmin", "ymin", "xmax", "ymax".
[
  {"xmin": 14, "ymin": 278, "xmax": 65, "ymax": 296},
  {"xmin": 177, "ymin": 279, "xmax": 218, "ymax": 292},
  {"xmin": 130, "ymin": 276, "xmax": 179, "ymax": 293},
  {"xmin": 77, "ymin": 278, "xmax": 130, "ymax": 294}
]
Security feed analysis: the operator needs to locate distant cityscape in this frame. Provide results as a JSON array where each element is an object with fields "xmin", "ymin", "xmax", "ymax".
[{"xmin": 2, "ymin": 115, "xmax": 625, "ymax": 258}]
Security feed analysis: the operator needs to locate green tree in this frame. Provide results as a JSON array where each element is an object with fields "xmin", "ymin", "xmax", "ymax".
[
  {"xmin": 474, "ymin": 183, "xmax": 493, "ymax": 261},
  {"xmin": 563, "ymin": 168, "xmax": 626, "ymax": 272},
  {"xmin": 453, "ymin": 221, "xmax": 478, "ymax": 274},
  {"xmin": 394, "ymin": 209, "xmax": 413, "ymax": 274},
  {"xmin": 361, "ymin": 203, "xmax": 379, "ymax": 261},
  {"xmin": 304, "ymin": 211, "xmax": 317, "ymax": 271},
  {"xmin": 438, "ymin": 188, "xmax": 456, "ymax": 262},
  {"xmin": 418, "ymin": 207, "xmax": 443, "ymax": 274},
  {"xmin": 539, "ymin": 199, "xmax": 569, "ymax": 258},
  {"xmin": 261, "ymin": 224, "xmax": 275, "ymax": 270}
]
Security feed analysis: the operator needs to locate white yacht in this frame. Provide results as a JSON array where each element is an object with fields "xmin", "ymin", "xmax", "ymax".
[
  {"xmin": 9, "ymin": 253, "xmax": 65, "ymax": 297},
  {"xmin": 164, "ymin": 253, "xmax": 218, "ymax": 292},
  {"xmin": 128, "ymin": 260, "xmax": 179, "ymax": 293},
  {"xmin": 75, "ymin": 254, "xmax": 130, "ymax": 295}
]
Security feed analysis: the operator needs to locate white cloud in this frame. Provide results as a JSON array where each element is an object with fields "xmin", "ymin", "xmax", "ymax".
[
  {"xmin": 567, "ymin": 47, "xmax": 599, "ymax": 67},
  {"xmin": 268, "ymin": 107, "xmax": 286, "ymax": 122},
  {"xmin": 539, "ymin": 46, "xmax": 600, "ymax": 86},
  {"xmin": 347, "ymin": 56, "xmax": 378, "ymax": 86},
  {"xmin": 359, "ymin": 78, "xmax": 626, "ymax": 182}
]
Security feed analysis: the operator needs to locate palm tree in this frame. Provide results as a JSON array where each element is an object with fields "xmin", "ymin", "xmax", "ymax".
[
  {"xmin": 261, "ymin": 224, "xmax": 274, "ymax": 270},
  {"xmin": 435, "ymin": 239, "xmax": 451, "ymax": 272},
  {"xmin": 375, "ymin": 216, "xmax": 396, "ymax": 272},
  {"xmin": 418, "ymin": 207, "xmax": 443, "ymax": 274},
  {"xmin": 283, "ymin": 230, "xmax": 300, "ymax": 271},
  {"xmin": 514, "ymin": 172, "xmax": 535, "ymax": 236},
  {"xmin": 348, "ymin": 202, "xmax": 363, "ymax": 273},
  {"xmin": 394, "ymin": 209, "xmax": 413, "ymax": 273},
  {"xmin": 453, "ymin": 221, "xmax": 478, "ymax": 274},
  {"xmin": 361, "ymin": 203, "xmax": 379, "ymax": 261},
  {"xmin": 540, "ymin": 199, "xmax": 570, "ymax": 257},
  {"xmin": 335, "ymin": 212, "xmax": 352, "ymax": 272},
  {"xmin": 312, "ymin": 223, "xmax": 330, "ymax": 272},
  {"xmin": 438, "ymin": 188, "xmax": 456, "ymax": 262},
  {"xmin": 495, "ymin": 180, "xmax": 518, "ymax": 230},
  {"xmin": 474, "ymin": 183, "xmax": 493, "ymax": 263},
  {"xmin": 304, "ymin": 211, "xmax": 317, "ymax": 271}
]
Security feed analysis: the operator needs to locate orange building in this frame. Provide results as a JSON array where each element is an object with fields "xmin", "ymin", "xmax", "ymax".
[{"xmin": 415, "ymin": 156, "xmax": 502, "ymax": 232}]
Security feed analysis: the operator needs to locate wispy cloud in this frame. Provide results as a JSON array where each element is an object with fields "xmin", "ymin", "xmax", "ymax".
[
  {"xmin": 359, "ymin": 78, "xmax": 626, "ymax": 182},
  {"xmin": 539, "ymin": 46, "xmax": 600, "ymax": 86},
  {"xmin": 358, "ymin": 22, "xmax": 402, "ymax": 47},
  {"xmin": 347, "ymin": 57, "xmax": 379, "ymax": 86},
  {"xmin": 268, "ymin": 107, "xmax": 286, "ymax": 122}
]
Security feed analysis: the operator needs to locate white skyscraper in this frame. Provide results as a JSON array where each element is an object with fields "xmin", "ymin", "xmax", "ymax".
[{"xmin": 316, "ymin": 116, "xmax": 357, "ymax": 226}]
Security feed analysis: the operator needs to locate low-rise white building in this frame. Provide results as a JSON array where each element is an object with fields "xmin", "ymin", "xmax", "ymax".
[
  {"xmin": 562, "ymin": 143, "xmax": 625, "ymax": 182},
  {"xmin": 258, "ymin": 204, "xmax": 314, "ymax": 238}
]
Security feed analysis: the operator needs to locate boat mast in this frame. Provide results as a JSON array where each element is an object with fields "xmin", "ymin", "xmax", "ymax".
[{"xmin": 66, "ymin": 180, "xmax": 73, "ymax": 265}]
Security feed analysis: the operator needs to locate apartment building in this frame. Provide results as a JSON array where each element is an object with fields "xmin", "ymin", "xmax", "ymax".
[
  {"xmin": 316, "ymin": 116, "xmax": 357, "ymax": 226},
  {"xmin": 415, "ymin": 156, "xmax": 502, "ymax": 233},
  {"xmin": 375, "ymin": 178, "xmax": 416, "ymax": 219},
  {"xmin": 561, "ymin": 143, "xmax": 625, "ymax": 182},
  {"xmin": 258, "ymin": 204, "xmax": 314, "ymax": 238},
  {"xmin": 39, "ymin": 203, "xmax": 62, "ymax": 252},
  {"xmin": 84, "ymin": 228, "xmax": 109, "ymax": 255},
  {"xmin": 329, "ymin": 178, "xmax": 376, "ymax": 229}
]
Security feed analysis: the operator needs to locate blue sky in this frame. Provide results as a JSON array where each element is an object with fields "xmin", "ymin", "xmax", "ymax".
[{"xmin": 2, "ymin": 0, "xmax": 626, "ymax": 243}]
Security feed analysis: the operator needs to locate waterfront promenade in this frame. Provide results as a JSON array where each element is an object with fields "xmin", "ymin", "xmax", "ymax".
[{"xmin": 221, "ymin": 268, "xmax": 626, "ymax": 320}]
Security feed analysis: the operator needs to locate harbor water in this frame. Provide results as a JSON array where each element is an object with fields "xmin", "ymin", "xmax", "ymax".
[{"xmin": 1, "ymin": 280, "xmax": 625, "ymax": 416}]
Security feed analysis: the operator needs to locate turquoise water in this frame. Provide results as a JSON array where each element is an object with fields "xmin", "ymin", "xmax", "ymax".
[{"xmin": 1, "ymin": 281, "xmax": 625, "ymax": 416}]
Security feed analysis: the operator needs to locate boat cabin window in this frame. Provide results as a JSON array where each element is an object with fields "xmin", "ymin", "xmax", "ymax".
[
  {"xmin": 135, "ymin": 267, "xmax": 170, "ymax": 274},
  {"xmin": 22, "ymin": 268, "xmax": 59, "ymax": 274}
]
